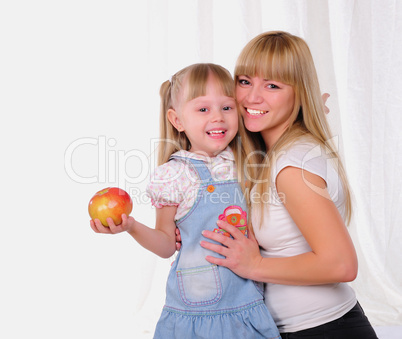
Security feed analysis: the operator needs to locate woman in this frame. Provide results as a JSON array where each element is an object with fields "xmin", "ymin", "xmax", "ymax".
[{"xmin": 200, "ymin": 31, "xmax": 378, "ymax": 338}]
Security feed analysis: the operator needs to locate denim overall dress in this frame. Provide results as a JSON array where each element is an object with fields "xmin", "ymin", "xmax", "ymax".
[{"xmin": 153, "ymin": 156, "xmax": 280, "ymax": 339}]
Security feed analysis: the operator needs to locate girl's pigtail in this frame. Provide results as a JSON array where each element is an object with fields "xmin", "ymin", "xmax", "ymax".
[
  {"xmin": 158, "ymin": 76, "xmax": 188, "ymax": 165},
  {"xmin": 158, "ymin": 80, "xmax": 173, "ymax": 166}
]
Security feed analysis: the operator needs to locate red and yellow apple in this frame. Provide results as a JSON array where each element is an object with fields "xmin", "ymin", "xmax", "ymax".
[{"xmin": 88, "ymin": 187, "xmax": 133, "ymax": 226}]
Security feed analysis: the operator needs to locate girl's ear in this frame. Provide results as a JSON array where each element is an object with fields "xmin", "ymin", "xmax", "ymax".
[{"xmin": 167, "ymin": 109, "xmax": 185, "ymax": 132}]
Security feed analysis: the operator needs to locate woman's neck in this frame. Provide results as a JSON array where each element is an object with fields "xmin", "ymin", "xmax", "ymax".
[{"xmin": 260, "ymin": 126, "xmax": 287, "ymax": 150}]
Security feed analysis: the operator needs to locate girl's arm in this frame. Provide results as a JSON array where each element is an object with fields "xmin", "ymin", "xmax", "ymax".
[
  {"xmin": 90, "ymin": 206, "xmax": 178, "ymax": 259},
  {"xmin": 201, "ymin": 167, "xmax": 358, "ymax": 285}
]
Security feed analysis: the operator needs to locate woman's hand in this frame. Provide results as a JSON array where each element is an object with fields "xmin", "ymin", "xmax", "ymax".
[
  {"xmin": 200, "ymin": 220, "xmax": 263, "ymax": 280},
  {"xmin": 322, "ymin": 93, "xmax": 330, "ymax": 114},
  {"xmin": 90, "ymin": 214, "xmax": 135, "ymax": 234}
]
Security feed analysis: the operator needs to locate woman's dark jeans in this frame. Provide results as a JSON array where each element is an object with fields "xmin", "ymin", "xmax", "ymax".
[{"xmin": 280, "ymin": 302, "xmax": 378, "ymax": 339}]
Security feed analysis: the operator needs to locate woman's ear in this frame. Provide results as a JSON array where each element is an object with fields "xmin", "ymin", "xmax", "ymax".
[{"xmin": 167, "ymin": 109, "xmax": 184, "ymax": 132}]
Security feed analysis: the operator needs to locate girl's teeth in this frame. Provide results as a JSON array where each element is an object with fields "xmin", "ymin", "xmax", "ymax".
[
  {"xmin": 207, "ymin": 130, "xmax": 225, "ymax": 135},
  {"xmin": 247, "ymin": 109, "xmax": 267, "ymax": 115}
]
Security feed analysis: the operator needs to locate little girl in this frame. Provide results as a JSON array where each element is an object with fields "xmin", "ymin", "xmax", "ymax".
[{"xmin": 90, "ymin": 63, "xmax": 280, "ymax": 338}]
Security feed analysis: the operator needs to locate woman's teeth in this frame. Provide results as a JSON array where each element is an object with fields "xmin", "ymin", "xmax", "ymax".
[{"xmin": 247, "ymin": 108, "xmax": 267, "ymax": 115}]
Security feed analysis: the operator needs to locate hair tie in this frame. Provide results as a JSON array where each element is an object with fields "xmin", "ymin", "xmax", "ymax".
[{"xmin": 169, "ymin": 75, "xmax": 174, "ymax": 85}]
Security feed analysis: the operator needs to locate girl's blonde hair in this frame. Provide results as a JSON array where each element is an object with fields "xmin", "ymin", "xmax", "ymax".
[
  {"xmin": 158, "ymin": 63, "xmax": 256, "ymax": 193},
  {"xmin": 235, "ymin": 31, "xmax": 352, "ymax": 225}
]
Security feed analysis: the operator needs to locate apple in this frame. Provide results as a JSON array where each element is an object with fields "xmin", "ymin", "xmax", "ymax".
[{"xmin": 88, "ymin": 187, "xmax": 133, "ymax": 226}]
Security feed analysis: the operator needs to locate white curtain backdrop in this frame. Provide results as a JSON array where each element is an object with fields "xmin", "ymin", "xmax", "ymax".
[{"xmin": 1, "ymin": 0, "xmax": 401, "ymax": 338}]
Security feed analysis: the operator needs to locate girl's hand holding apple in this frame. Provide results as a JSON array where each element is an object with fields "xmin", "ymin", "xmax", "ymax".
[
  {"xmin": 90, "ymin": 213, "xmax": 136, "ymax": 234},
  {"xmin": 88, "ymin": 187, "xmax": 135, "ymax": 234}
]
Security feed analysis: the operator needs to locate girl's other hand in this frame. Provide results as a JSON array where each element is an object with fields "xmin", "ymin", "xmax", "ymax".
[
  {"xmin": 200, "ymin": 220, "xmax": 262, "ymax": 280},
  {"xmin": 90, "ymin": 214, "xmax": 135, "ymax": 234}
]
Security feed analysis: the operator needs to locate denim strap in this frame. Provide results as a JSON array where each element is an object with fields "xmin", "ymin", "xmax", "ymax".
[{"xmin": 169, "ymin": 155, "xmax": 212, "ymax": 183}]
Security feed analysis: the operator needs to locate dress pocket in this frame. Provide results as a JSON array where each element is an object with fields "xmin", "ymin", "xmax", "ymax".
[{"xmin": 176, "ymin": 264, "xmax": 222, "ymax": 307}]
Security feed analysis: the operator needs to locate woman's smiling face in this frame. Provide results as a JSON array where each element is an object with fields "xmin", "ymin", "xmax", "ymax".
[{"xmin": 236, "ymin": 75, "xmax": 295, "ymax": 149}]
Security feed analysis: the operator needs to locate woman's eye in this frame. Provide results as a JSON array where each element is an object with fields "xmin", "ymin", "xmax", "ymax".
[
  {"xmin": 238, "ymin": 78, "xmax": 250, "ymax": 85},
  {"xmin": 267, "ymin": 84, "xmax": 279, "ymax": 89}
]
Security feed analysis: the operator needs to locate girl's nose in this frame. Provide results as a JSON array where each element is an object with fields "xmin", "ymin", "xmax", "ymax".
[{"xmin": 211, "ymin": 109, "xmax": 224, "ymax": 122}]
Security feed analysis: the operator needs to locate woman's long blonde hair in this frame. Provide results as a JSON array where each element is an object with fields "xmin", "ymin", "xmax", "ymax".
[
  {"xmin": 235, "ymin": 31, "xmax": 352, "ymax": 224},
  {"xmin": 158, "ymin": 63, "xmax": 256, "ymax": 193}
]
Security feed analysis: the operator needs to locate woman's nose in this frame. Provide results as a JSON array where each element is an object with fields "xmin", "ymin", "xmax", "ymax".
[{"xmin": 246, "ymin": 86, "xmax": 263, "ymax": 104}]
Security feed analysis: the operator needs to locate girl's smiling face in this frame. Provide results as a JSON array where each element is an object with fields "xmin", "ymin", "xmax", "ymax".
[
  {"xmin": 168, "ymin": 75, "xmax": 238, "ymax": 157},
  {"xmin": 236, "ymin": 75, "xmax": 295, "ymax": 149}
]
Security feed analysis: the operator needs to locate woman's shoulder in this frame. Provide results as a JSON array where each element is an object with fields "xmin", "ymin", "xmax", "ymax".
[
  {"xmin": 287, "ymin": 135, "xmax": 321, "ymax": 152},
  {"xmin": 277, "ymin": 136, "xmax": 319, "ymax": 159},
  {"xmin": 274, "ymin": 136, "xmax": 330, "ymax": 178}
]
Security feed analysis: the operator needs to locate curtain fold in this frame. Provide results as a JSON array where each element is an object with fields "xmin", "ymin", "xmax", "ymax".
[{"xmin": 340, "ymin": 0, "xmax": 402, "ymax": 325}]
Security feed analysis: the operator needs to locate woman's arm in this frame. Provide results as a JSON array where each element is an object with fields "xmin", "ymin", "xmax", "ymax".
[
  {"xmin": 201, "ymin": 167, "xmax": 358, "ymax": 285},
  {"xmin": 91, "ymin": 206, "xmax": 178, "ymax": 259}
]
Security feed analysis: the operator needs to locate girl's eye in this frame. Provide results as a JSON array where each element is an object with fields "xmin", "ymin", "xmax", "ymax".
[
  {"xmin": 199, "ymin": 108, "xmax": 208, "ymax": 112},
  {"xmin": 223, "ymin": 106, "xmax": 232, "ymax": 111}
]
